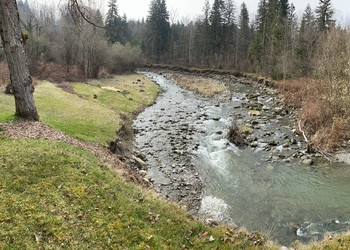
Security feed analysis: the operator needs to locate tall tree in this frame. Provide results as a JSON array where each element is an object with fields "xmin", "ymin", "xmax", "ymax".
[
  {"xmin": 279, "ymin": 2, "xmax": 298, "ymax": 79},
  {"xmin": 249, "ymin": 0, "xmax": 267, "ymax": 69},
  {"xmin": 315, "ymin": 0, "xmax": 335, "ymax": 32},
  {"xmin": 0, "ymin": 0, "xmax": 39, "ymax": 120},
  {"xmin": 209, "ymin": 0, "xmax": 225, "ymax": 55},
  {"xmin": 250, "ymin": 0, "xmax": 297, "ymax": 78},
  {"xmin": 295, "ymin": 4, "xmax": 318, "ymax": 76},
  {"xmin": 145, "ymin": 0, "xmax": 170, "ymax": 63},
  {"xmin": 237, "ymin": 2, "xmax": 251, "ymax": 70},
  {"xmin": 193, "ymin": 0, "xmax": 210, "ymax": 66},
  {"xmin": 222, "ymin": 0, "xmax": 237, "ymax": 67},
  {"xmin": 105, "ymin": 0, "xmax": 127, "ymax": 44}
]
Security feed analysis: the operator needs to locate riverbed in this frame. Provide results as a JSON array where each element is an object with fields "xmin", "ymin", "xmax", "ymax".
[{"xmin": 133, "ymin": 72, "xmax": 350, "ymax": 245}]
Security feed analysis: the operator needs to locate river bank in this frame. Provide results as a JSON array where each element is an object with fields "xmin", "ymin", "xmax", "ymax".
[
  {"xmin": 1, "ymin": 72, "xmax": 349, "ymax": 248},
  {"xmin": 132, "ymin": 70, "xmax": 350, "ymax": 245}
]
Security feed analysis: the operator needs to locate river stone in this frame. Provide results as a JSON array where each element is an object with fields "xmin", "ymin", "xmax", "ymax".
[
  {"xmin": 248, "ymin": 110, "xmax": 261, "ymax": 116},
  {"xmin": 251, "ymin": 120, "xmax": 259, "ymax": 125},
  {"xmin": 132, "ymin": 156, "xmax": 148, "ymax": 170},
  {"xmin": 239, "ymin": 125, "xmax": 253, "ymax": 134},
  {"xmin": 302, "ymin": 159, "xmax": 313, "ymax": 165}
]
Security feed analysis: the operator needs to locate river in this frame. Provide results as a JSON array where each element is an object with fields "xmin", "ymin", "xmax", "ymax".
[{"xmin": 133, "ymin": 72, "xmax": 350, "ymax": 245}]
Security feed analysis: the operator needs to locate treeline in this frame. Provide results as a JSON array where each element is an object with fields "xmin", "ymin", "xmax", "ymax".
[
  {"xmin": 0, "ymin": 0, "xmax": 346, "ymax": 82},
  {"xmin": 0, "ymin": 0, "xmax": 143, "ymax": 81},
  {"xmin": 142, "ymin": 0, "xmax": 340, "ymax": 80}
]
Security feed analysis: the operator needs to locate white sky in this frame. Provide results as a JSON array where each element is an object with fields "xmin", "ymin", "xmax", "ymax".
[{"xmin": 30, "ymin": 0, "xmax": 350, "ymax": 25}]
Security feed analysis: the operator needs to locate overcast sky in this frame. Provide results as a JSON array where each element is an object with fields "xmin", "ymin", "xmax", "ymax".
[{"xmin": 31, "ymin": 0, "xmax": 350, "ymax": 25}]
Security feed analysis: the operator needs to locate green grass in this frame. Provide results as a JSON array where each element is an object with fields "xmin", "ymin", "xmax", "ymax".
[
  {"xmin": 35, "ymin": 81, "xmax": 120, "ymax": 145},
  {"xmin": 73, "ymin": 74, "xmax": 159, "ymax": 113},
  {"xmin": 0, "ymin": 74, "xmax": 159, "ymax": 145},
  {"xmin": 0, "ymin": 83, "xmax": 119, "ymax": 144},
  {"xmin": 0, "ymin": 138, "xmax": 274, "ymax": 249},
  {"xmin": 0, "ymin": 93, "xmax": 15, "ymax": 122}
]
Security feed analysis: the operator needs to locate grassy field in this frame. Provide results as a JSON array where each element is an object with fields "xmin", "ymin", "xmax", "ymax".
[
  {"xmin": 0, "ymin": 75, "xmax": 159, "ymax": 145},
  {"xmin": 0, "ymin": 138, "xmax": 274, "ymax": 249},
  {"xmin": 74, "ymin": 74, "xmax": 159, "ymax": 113},
  {"xmin": 35, "ymin": 81, "xmax": 120, "ymax": 144}
]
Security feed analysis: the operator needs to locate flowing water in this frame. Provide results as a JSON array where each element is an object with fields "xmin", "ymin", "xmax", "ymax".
[{"xmin": 134, "ymin": 72, "xmax": 350, "ymax": 245}]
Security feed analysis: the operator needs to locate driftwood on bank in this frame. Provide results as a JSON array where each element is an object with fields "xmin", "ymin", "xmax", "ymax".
[{"xmin": 298, "ymin": 118, "xmax": 336, "ymax": 162}]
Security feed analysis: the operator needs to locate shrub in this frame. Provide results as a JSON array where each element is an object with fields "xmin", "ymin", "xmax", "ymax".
[
  {"xmin": 227, "ymin": 123, "xmax": 247, "ymax": 148},
  {"xmin": 107, "ymin": 43, "xmax": 144, "ymax": 74},
  {"xmin": 277, "ymin": 28, "xmax": 350, "ymax": 151}
]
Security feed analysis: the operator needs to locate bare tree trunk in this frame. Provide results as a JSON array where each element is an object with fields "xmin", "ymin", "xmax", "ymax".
[{"xmin": 0, "ymin": 0, "xmax": 39, "ymax": 121}]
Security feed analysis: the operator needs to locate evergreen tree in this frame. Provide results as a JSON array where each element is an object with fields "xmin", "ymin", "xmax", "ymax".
[
  {"xmin": 279, "ymin": 2, "xmax": 298, "ymax": 79},
  {"xmin": 222, "ymin": 0, "xmax": 237, "ymax": 67},
  {"xmin": 237, "ymin": 2, "xmax": 251, "ymax": 69},
  {"xmin": 280, "ymin": 0, "xmax": 289, "ymax": 17},
  {"xmin": 105, "ymin": 0, "xmax": 127, "ymax": 44},
  {"xmin": 145, "ymin": 0, "xmax": 170, "ymax": 63},
  {"xmin": 295, "ymin": 4, "xmax": 318, "ymax": 76},
  {"xmin": 250, "ymin": 0, "xmax": 267, "ymax": 69},
  {"xmin": 193, "ymin": 0, "xmax": 210, "ymax": 66},
  {"xmin": 300, "ymin": 4, "xmax": 316, "ymax": 33},
  {"xmin": 250, "ymin": 0, "xmax": 297, "ymax": 78},
  {"xmin": 315, "ymin": 0, "xmax": 335, "ymax": 32},
  {"xmin": 60, "ymin": 8, "xmax": 79, "ymax": 65},
  {"xmin": 209, "ymin": 0, "xmax": 225, "ymax": 55}
]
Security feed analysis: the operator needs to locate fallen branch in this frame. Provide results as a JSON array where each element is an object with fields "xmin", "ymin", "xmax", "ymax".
[
  {"xmin": 298, "ymin": 119, "xmax": 309, "ymax": 144},
  {"xmin": 298, "ymin": 118, "xmax": 336, "ymax": 161},
  {"xmin": 316, "ymin": 149, "xmax": 336, "ymax": 162},
  {"xmin": 298, "ymin": 118, "xmax": 314, "ymax": 153}
]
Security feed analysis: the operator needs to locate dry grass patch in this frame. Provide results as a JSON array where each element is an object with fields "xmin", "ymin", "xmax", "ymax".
[
  {"xmin": 276, "ymin": 78, "xmax": 318, "ymax": 108},
  {"xmin": 293, "ymin": 232, "xmax": 350, "ymax": 250},
  {"xmin": 171, "ymin": 74, "xmax": 228, "ymax": 97},
  {"xmin": 276, "ymin": 78, "xmax": 350, "ymax": 151}
]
